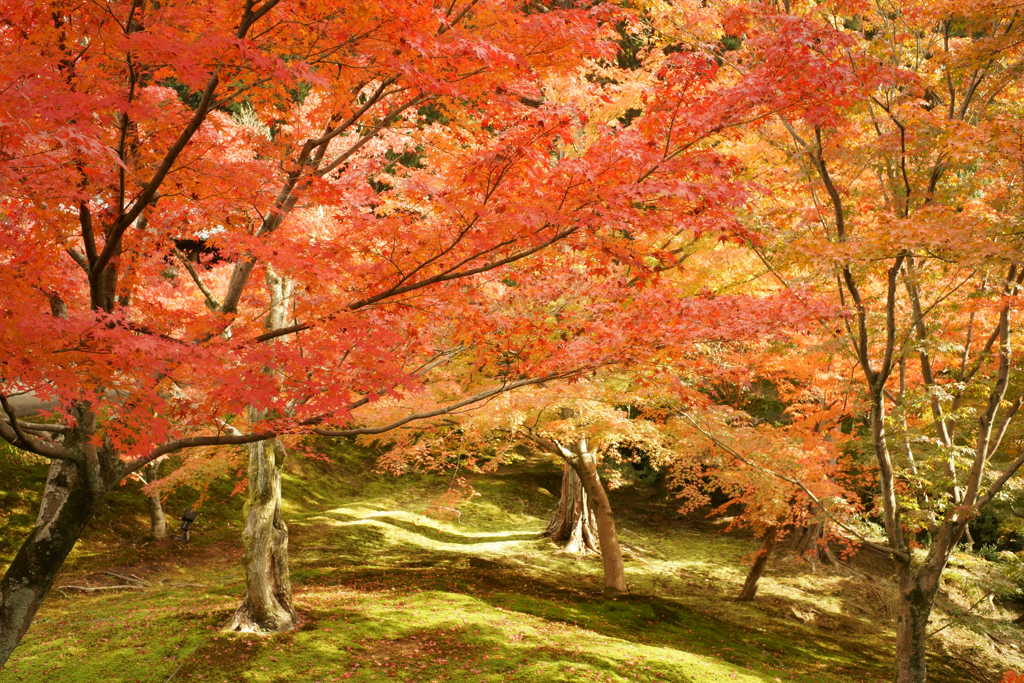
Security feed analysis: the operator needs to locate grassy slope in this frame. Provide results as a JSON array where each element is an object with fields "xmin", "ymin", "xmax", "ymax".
[{"xmin": 1, "ymin": 443, "xmax": 1021, "ymax": 683}]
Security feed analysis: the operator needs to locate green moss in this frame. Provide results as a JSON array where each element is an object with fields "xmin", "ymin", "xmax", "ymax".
[
  {"xmin": 0, "ymin": 446, "xmax": 48, "ymax": 566},
  {"xmin": 1, "ymin": 447, "xmax": 1017, "ymax": 682}
]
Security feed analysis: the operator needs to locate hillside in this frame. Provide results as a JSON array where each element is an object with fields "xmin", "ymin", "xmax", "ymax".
[{"xmin": 1, "ymin": 444, "xmax": 1021, "ymax": 682}]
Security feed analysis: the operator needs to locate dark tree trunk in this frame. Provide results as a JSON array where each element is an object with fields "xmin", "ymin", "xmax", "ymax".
[
  {"xmin": 738, "ymin": 526, "xmax": 777, "ymax": 601},
  {"xmin": 895, "ymin": 567, "xmax": 937, "ymax": 683},
  {"xmin": 570, "ymin": 451, "xmax": 626, "ymax": 594},
  {"xmin": 224, "ymin": 438, "xmax": 295, "ymax": 633},
  {"xmin": 0, "ymin": 461, "xmax": 96, "ymax": 667},
  {"xmin": 793, "ymin": 520, "xmax": 837, "ymax": 565},
  {"xmin": 545, "ymin": 463, "xmax": 599, "ymax": 554}
]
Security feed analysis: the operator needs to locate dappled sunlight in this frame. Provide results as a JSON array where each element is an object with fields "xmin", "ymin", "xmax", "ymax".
[
  {"xmin": 314, "ymin": 515, "xmax": 543, "ymax": 556},
  {"xmin": 324, "ymin": 505, "xmax": 542, "ymax": 540}
]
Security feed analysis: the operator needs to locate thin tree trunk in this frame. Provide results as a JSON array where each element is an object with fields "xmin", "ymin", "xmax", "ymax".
[
  {"xmin": 224, "ymin": 438, "xmax": 295, "ymax": 633},
  {"xmin": 571, "ymin": 451, "xmax": 626, "ymax": 594},
  {"xmin": 0, "ymin": 461, "xmax": 96, "ymax": 667},
  {"xmin": 545, "ymin": 463, "xmax": 599, "ymax": 554},
  {"xmin": 738, "ymin": 526, "xmax": 777, "ymax": 601}
]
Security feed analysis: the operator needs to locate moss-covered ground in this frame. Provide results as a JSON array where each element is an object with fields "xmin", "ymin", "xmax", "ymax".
[{"xmin": 1, "ymin": 443, "xmax": 1021, "ymax": 682}]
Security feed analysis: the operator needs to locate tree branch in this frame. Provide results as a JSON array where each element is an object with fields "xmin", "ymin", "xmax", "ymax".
[
  {"xmin": 173, "ymin": 249, "xmax": 221, "ymax": 310},
  {"xmin": 126, "ymin": 431, "xmax": 277, "ymax": 472},
  {"xmin": 0, "ymin": 394, "xmax": 78, "ymax": 462},
  {"xmin": 314, "ymin": 373, "xmax": 578, "ymax": 437}
]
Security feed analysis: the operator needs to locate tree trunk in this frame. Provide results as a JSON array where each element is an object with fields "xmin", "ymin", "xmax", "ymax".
[
  {"xmin": 0, "ymin": 461, "xmax": 96, "ymax": 667},
  {"xmin": 224, "ymin": 438, "xmax": 295, "ymax": 633},
  {"xmin": 225, "ymin": 267, "xmax": 296, "ymax": 633},
  {"xmin": 571, "ymin": 452, "xmax": 626, "ymax": 594},
  {"xmin": 143, "ymin": 460, "xmax": 166, "ymax": 540},
  {"xmin": 738, "ymin": 526, "xmax": 777, "ymax": 601},
  {"xmin": 793, "ymin": 520, "xmax": 837, "ymax": 566},
  {"xmin": 545, "ymin": 463, "xmax": 600, "ymax": 554},
  {"xmin": 146, "ymin": 492, "xmax": 167, "ymax": 540},
  {"xmin": 894, "ymin": 568, "xmax": 936, "ymax": 683}
]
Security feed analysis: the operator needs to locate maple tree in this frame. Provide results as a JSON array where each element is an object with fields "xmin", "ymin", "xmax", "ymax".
[
  {"xmin": 670, "ymin": 397, "xmax": 861, "ymax": 601},
  {"xmin": 375, "ymin": 250, "xmax": 829, "ymax": 593},
  {"xmin": 731, "ymin": 1, "xmax": 1024, "ymax": 680}
]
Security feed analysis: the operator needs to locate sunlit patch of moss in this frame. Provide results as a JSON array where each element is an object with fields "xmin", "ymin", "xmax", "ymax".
[{"xmin": 0, "ymin": 446, "xmax": 48, "ymax": 566}]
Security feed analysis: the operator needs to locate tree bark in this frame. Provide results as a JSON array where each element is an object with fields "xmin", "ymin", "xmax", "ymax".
[
  {"xmin": 225, "ymin": 267, "xmax": 296, "ymax": 633},
  {"xmin": 224, "ymin": 438, "xmax": 295, "ymax": 633},
  {"xmin": 142, "ymin": 460, "xmax": 167, "ymax": 540},
  {"xmin": 894, "ymin": 567, "xmax": 938, "ymax": 683},
  {"xmin": 793, "ymin": 520, "xmax": 838, "ymax": 566},
  {"xmin": 545, "ymin": 463, "xmax": 599, "ymax": 554},
  {"xmin": 738, "ymin": 526, "xmax": 777, "ymax": 601},
  {"xmin": 146, "ymin": 491, "xmax": 167, "ymax": 540},
  {"xmin": 0, "ymin": 461, "xmax": 96, "ymax": 667},
  {"xmin": 570, "ymin": 451, "xmax": 627, "ymax": 594}
]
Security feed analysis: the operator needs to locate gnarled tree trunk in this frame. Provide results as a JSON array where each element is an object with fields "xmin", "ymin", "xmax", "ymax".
[
  {"xmin": 146, "ymin": 492, "xmax": 167, "ymax": 540},
  {"xmin": 224, "ymin": 437, "xmax": 295, "ymax": 633},
  {"xmin": 545, "ymin": 463, "xmax": 599, "ymax": 554},
  {"xmin": 738, "ymin": 526, "xmax": 777, "ymax": 601},
  {"xmin": 0, "ymin": 461, "xmax": 96, "ymax": 667},
  {"xmin": 225, "ymin": 267, "xmax": 295, "ymax": 633}
]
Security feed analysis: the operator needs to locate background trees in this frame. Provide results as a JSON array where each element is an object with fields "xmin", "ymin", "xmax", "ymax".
[{"xmin": 737, "ymin": 1, "xmax": 1024, "ymax": 680}]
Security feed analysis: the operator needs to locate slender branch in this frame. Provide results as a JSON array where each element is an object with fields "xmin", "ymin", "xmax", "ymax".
[
  {"xmin": 348, "ymin": 227, "xmax": 579, "ymax": 310},
  {"xmin": 66, "ymin": 248, "xmax": 89, "ymax": 272},
  {"xmin": 315, "ymin": 373, "xmax": 578, "ymax": 437},
  {"xmin": 977, "ymin": 450, "xmax": 1024, "ymax": 514},
  {"xmin": 173, "ymin": 249, "xmax": 221, "ymax": 310},
  {"xmin": 0, "ymin": 394, "xmax": 78, "ymax": 461}
]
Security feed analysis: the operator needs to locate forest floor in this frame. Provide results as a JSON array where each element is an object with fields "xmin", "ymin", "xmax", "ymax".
[{"xmin": 1, "ymin": 443, "xmax": 1022, "ymax": 682}]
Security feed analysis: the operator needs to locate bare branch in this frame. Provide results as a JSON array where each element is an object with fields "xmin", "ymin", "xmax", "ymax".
[
  {"xmin": 0, "ymin": 394, "xmax": 78, "ymax": 462},
  {"xmin": 173, "ymin": 249, "xmax": 221, "ymax": 310},
  {"xmin": 315, "ymin": 373, "xmax": 578, "ymax": 437}
]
